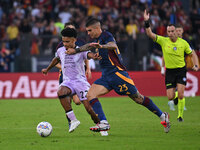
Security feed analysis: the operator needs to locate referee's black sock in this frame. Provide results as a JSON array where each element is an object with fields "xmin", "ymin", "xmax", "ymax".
[
  {"xmin": 173, "ymin": 97, "xmax": 178, "ymax": 105},
  {"xmin": 173, "ymin": 91, "xmax": 178, "ymax": 105}
]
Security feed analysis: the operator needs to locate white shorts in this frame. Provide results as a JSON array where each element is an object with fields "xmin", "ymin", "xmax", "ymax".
[{"xmin": 60, "ymin": 79, "xmax": 90, "ymax": 101}]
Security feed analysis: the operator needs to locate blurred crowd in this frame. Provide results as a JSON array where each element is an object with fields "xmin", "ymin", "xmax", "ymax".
[{"xmin": 0, "ymin": 0, "xmax": 200, "ymax": 72}]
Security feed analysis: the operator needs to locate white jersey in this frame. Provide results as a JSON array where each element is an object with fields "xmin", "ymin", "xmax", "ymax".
[
  {"xmin": 56, "ymin": 46, "xmax": 91, "ymax": 101},
  {"xmin": 55, "ymin": 46, "xmax": 89, "ymax": 81}
]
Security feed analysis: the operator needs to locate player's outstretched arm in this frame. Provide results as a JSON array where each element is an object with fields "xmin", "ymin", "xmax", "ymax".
[
  {"xmin": 66, "ymin": 43, "xmax": 94, "ymax": 54},
  {"xmin": 144, "ymin": 9, "xmax": 156, "ymax": 41},
  {"xmin": 89, "ymin": 42, "xmax": 117, "ymax": 50},
  {"xmin": 66, "ymin": 42, "xmax": 117, "ymax": 55},
  {"xmin": 191, "ymin": 50, "xmax": 199, "ymax": 71},
  {"xmin": 41, "ymin": 57, "xmax": 60, "ymax": 75}
]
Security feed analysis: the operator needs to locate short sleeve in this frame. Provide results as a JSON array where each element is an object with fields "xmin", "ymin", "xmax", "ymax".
[
  {"xmin": 83, "ymin": 51, "xmax": 90, "ymax": 60},
  {"xmin": 154, "ymin": 35, "xmax": 165, "ymax": 46},
  {"xmin": 55, "ymin": 51, "xmax": 60, "ymax": 58},
  {"xmin": 184, "ymin": 41, "xmax": 192, "ymax": 55}
]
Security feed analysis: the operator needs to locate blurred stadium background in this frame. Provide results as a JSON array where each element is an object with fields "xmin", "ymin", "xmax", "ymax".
[
  {"xmin": 0, "ymin": 0, "xmax": 200, "ymax": 99},
  {"xmin": 0, "ymin": 1, "xmax": 200, "ymax": 150}
]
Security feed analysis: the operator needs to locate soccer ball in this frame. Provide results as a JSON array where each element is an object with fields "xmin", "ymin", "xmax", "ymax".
[{"xmin": 36, "ymin": 121, "xmax": 52, "ymax": 137}]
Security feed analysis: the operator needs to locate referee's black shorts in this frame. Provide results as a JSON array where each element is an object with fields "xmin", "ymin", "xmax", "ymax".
[{"xmin": 165, "ymin": 66, "xmax": 187, "ymax": 89}]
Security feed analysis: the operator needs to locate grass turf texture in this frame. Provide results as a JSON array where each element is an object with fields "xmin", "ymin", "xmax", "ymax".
[{"xmin": 0, "ymin": 97, "xmax": 199, "ymax": 150}]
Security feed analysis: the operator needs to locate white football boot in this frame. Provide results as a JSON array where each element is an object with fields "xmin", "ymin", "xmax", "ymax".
[
  {"xmin": 69, "ymin": 119, "xmax": 80, "ymax": 133},
  {"xmin": 160, "ymin": 112, "xmax": 171, "ymax": 133},
  {"xmin": 90, "ymin": 120, "xmax": 110, "ymax": 132}
]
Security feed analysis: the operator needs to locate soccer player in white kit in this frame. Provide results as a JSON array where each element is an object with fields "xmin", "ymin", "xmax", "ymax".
[{"xmin": 42, "ymin": 28, "xmax": 108, "ymax": 134}]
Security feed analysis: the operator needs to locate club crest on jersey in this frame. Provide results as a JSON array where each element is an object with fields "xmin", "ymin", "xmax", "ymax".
[{"xmin": 173, "ymin": 47, "xmax": 177, "ymax": 51}]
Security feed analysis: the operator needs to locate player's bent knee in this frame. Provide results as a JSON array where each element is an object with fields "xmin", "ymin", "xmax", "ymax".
[
  {"xmin": 167, "ymin": 95, "xmax": 175, "ymax": 100},
  {"xmin": 87, "ymin": 94, "xmax": 96, "ymax": 101},
  {"xmin": 58, "ymin": 94, "xmax": 68, "ymax": 99},
  {"xmin": 72, "ymin": 95, "xmax": 81, "ymax": 105},
  {"xmin": 168, "ymin": 97, "xmax": 174, "ymax": 100},
  {"xmin": 57, "ymin": 88, "xmax": 70, "ymax": 97},
  {"xmin": 57, "ymin": 90, "xmax": 67, "ymax": 97},
  {"xmin": 57, "ymin": 90, "xmax": 70, "ymax": 99},
  {"xmin": 178, "ymin": 95, "xmax": 184, "ymax": 99},
  {"xmin": 130, "ymin": 97, "xmax": 142, "ymax": 104},
  {"xmin": 129, "ymin": 93, "xmax": 143, "ymax": 104},
  {"xmin": 134, "ymin": 98, "xmax": 143, "ymax": 104}
]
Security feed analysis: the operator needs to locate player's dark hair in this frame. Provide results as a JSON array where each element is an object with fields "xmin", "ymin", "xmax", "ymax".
[
  {"xmin": 64, "ymin": 22, "xmax": 75, "ymax": 28},
  {"xmin": 86, "ymin": 17, "xmax": 101, "ymax": 27},
  {"xmin": 61, "ymin": 27, "xmax": 77, "ymax": 38},
  {"xmin": 167, "ymin": 24, "xmax": 175, "ymax": 27}
]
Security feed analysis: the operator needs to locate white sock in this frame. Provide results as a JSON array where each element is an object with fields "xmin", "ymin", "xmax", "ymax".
[
  {"xmin": 168, "ymin": 100, "xmax": 174, "ymax": 105},
  {"xmin": 100, "ymin": 120, "xmax": 108, "ymax": 124},
  {"xmin": 66, "ymin": 110, "xmax": 77, "ymax": 121},
  {"xmin": 160, "ymin": 113, "xmax": 165, "ymax": 121}
]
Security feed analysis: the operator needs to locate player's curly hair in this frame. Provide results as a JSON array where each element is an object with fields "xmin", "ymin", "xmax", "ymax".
[
  {"xmin": 61, "ymin": 27, "xmax": 77, "ymax": 38},
  {"xmin": 64, "ymin": 22, "xmax": 76, "ymax": 28}
]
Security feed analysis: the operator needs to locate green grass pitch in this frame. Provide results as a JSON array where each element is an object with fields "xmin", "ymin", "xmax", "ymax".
[{"xmin": 0, "ymin": 96, "xmax": 199, "ymax": 150}]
